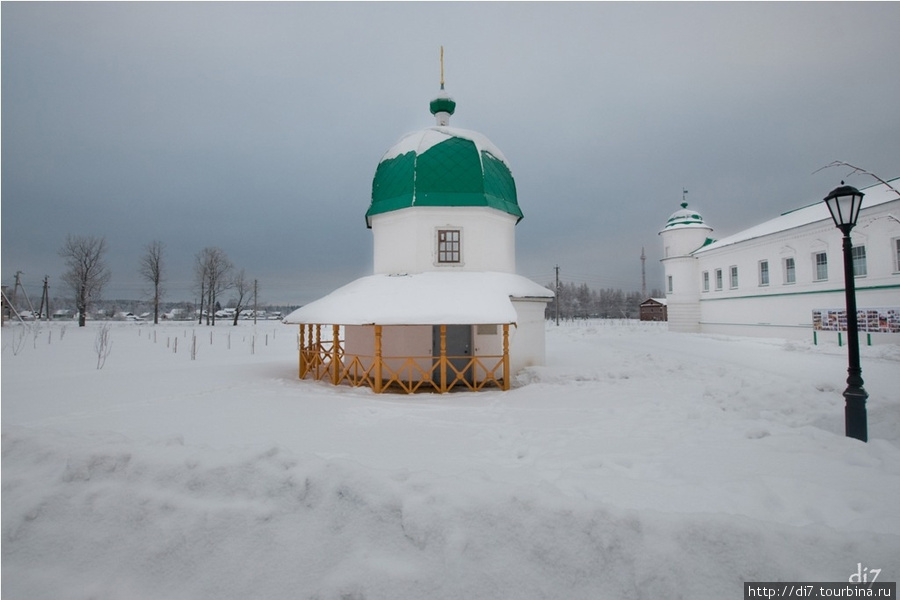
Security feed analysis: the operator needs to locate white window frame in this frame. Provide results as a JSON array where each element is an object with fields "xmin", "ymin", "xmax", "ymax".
[
  {"xmin": 667, "ymin": 275, "xmax": 673, "ymax": 293},
  {"xmin": 894, "ymin": 238, "xmax": 900, "ymax": 273},
  {"xmin": 784, "ymin": 257, "xmax": 796, "ymax": 284},
  {"xmin": 714, "ymin": 268, "xmax": 723, "ymax": 291},
  {"xmin": 702, "ymin": 271, "xmax": 710, "ymax": 292},
  {"xmin": 729, "ymin": 265, "xmax": 739, "ymax": 289},
  {"xmin": 851, "ymin": 245, "xmax": 867, "ymax": 278},
  {"xmin": 758, "ymin": 260, "xmax": 769, "ymax": 287},
  {"xmin": 814, "ymin": 252, "xmax": 828, "ymax": 282}
]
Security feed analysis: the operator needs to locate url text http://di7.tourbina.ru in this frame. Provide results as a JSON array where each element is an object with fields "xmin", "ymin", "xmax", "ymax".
[{"xmin": 746, "ymin": 564, "xmax": 895, "ymax": 599}]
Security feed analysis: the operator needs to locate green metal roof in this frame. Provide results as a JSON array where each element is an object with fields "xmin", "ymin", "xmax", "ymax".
[
  {"xmin": 366, "ymin": 130, "xmax": 523, "ymax": 227},
  {"xmin": 429, "ymin": 95, "xmax": 456, "ymax": 116},
  {"xmin": 661, "ymin": 202, "xmax": 709, "ymax": 231}
]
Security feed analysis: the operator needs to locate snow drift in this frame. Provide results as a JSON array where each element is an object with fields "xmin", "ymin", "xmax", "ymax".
[{"xmin": 2, "ymin": 320, "xmax": 899, "ymax": 599}]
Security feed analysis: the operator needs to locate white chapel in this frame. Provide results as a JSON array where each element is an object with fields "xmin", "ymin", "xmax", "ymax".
[{"xmin": 284, "ymin": 75, "xmax": 553, "ymax": 393}]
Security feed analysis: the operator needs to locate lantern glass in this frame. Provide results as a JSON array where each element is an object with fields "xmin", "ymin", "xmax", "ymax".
[{"xmin": 824, "ymin": 184, "xmax": 864, "ymax": 231}]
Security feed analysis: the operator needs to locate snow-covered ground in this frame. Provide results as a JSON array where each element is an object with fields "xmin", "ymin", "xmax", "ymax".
[{"xmin": 2, "ymin": 319, "xmax": 899, "ymax": 599}]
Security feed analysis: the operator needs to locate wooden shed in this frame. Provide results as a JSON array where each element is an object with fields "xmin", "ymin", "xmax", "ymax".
[{"xmin": 640, "ymin": 298, "xmax": 668, "ymax": 321}]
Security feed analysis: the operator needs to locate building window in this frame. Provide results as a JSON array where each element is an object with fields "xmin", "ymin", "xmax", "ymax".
[
  {"xmin": 851, "ymin": 245, "xmax": 867, "ymax": 277},
  {"xmin": 730, "ymin": 266, "xmax": 739, "ymax": 289},
  {"xmin": 759, "ymin": 260, "xmax": 769, "ymax": 286},
  {"xmin": 437, "ymin": 229, "xmax": 460, "ymax": 263},
  {"xmin": 715, "ymin": 268, "xmax": 723, "ymax": 291},
  {"xmin": 784, "ymin": 257, "xmax": 796, "ymax": 284},
  {"xmin": 667, "ymin": 275, "xmax": 673, "ymax": 293},
  {"xmin": 894, "ymin": 238, "xmax": 900, "ymax": 273},
  {"xmin": 814, "ymin": 252, "xmax": 828, "ymax": 281},
  {"xmin": 702, "ymin": 271, "xmax": 710, "ymax": 292}
]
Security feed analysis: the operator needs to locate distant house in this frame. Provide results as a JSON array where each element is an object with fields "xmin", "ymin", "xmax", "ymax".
[{"xmin": 639, "ymin": 298, "xmax": 667, "ymax": 321}]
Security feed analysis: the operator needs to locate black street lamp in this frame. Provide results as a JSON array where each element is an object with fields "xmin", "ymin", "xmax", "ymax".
[{"xmin": 823, "ymin": 182, "xmax": 868, "ymax": 442}]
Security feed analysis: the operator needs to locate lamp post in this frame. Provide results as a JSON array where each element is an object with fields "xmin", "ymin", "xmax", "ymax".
[{"xmin": 823, "ymin": 182, "xmax": 868, "ymax": 442}]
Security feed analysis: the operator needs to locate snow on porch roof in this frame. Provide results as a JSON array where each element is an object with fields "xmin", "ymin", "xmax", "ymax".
[{"xmin": 283, "ymin": 272, "xmax": 554, "ymax": 326}]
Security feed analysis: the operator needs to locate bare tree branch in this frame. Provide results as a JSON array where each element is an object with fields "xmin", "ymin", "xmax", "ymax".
[
  {"xmin": 139, "ymin": 240, "xmax": 165, "ymax": 325},
  {"xmin": 194, "ymin": 247, "xmax": 233, "ymax": 325},
  {"xmin": 230, "ymin": 269, "xmax": 250, "ymax": 326},
  {"xmin": 59, "ymin": 235, "xmax": 111, "ymax": 327},
  {"xmin": 813, "ymin": 161, "xmax": 900, "ymax": 198}
]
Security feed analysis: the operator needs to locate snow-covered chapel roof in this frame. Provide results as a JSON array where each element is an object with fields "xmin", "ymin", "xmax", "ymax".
[
  {"xmin": 365, "ymin": 92, "xmax": 523, "ymax": 227},
  {"xmin": 283, "ymin": 272, "xmax": 554, "ymax": 326}
]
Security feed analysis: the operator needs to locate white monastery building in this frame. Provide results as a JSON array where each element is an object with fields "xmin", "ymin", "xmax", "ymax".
[
  {"xmin": 660, "ymin": 177, "xmax": 900, "ymax": 343},
  {"xmin": 284, "ymin": 79, "xmax": 553, "ymax": 393}
]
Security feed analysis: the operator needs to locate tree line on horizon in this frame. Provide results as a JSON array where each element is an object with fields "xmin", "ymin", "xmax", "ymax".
[
  {"xmin": 7, "ymin": 234, "xmax": 662, "ymax": 327},
  {"xmin": 7, "ymin": 234, "xmax": 263, "ymax": 327},
  {"xmin": 545, "ymin": 281, "xmax": 663, "ymax": 321}
]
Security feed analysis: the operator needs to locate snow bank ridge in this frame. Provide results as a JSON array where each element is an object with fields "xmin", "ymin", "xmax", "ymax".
[{"xmin": 4, "ymin": 428, "xmax": 898, "ymax": 600}]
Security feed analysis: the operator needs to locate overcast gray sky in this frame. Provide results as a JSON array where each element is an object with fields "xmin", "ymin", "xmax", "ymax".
[{"xmin": 3, "ymin": 2, "xmax": 899, "ymax": 306}]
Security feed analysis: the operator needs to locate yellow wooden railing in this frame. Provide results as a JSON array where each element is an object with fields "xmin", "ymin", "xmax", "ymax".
[{"xmin": 297, "ymin": 323, "xmax": 510, "ymax": 393}]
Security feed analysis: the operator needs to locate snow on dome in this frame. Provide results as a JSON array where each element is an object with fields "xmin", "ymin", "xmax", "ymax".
[
  {"xmin": 380, "ymin": 126, "xmax": 509, "ymax": 166},
  {"xmin": 429, "ymin": 89, "xmax": 456, "ymax": 122},
  {"xmin": 366, "ymin": 125, "xmax": 523, "ymax": 226},
  {"xmin": 661, "ymin": 202, "xmax": 710, "ymax": 232}
]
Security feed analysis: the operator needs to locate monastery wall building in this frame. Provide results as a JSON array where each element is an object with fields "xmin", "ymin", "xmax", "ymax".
[{"xmin": 660, "ymin": 178, "xmax": 900, "ymax": 343}]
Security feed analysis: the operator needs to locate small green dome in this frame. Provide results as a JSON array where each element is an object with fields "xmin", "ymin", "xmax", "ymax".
[
  {"xmin": 429, "ymin": 90, "xmax": 456, "ymax": 117},
  {"xmin": 662, "ymin": 202, "xmax": 708, "ymax": 231},
  {"xmin": 365, "ymin": 123, "xmax": 523, "ymax": 227}
]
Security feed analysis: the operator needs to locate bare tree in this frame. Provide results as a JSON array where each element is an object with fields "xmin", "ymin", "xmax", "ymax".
[
  {"xmin": 139, "ymin": 240, "xmax": 165, "ymax": 325},
  {"xmin": 230, "ymin": 269, "xmax": 251, "ymax": 326},
  {"xmin": 194, "ymin": 247, "xmax": 233, "ymax": 326},
  {"xmin": 94, "ymin": 323, "xmax": 112, "ymax": 369},
  {"xmin": 59, "ymin": 235, "xmax": 111, "ymax": 327}
]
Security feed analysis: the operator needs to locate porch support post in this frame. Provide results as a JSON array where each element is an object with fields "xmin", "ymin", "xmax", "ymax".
[
  {"xmin": 374, "ymin": 325, "xmax": 383, "ymax": 393},
  {"xmin": 440, "ymin": 324, "xmax": 447, "ymax": 393},
  {"xmin": 331, "ymin": 324, "xmax": 341, "ymax": 385},
  {"xmin": 314, "ymin": 324, "xmax": 321, "ymax": 378},
  {"xmin": 298, "ymin": 324, "xmax": 306, "ymax": 379},
  {"xmin": 502, "ymin": 323, "xmax": 510, "ymax": 391}
]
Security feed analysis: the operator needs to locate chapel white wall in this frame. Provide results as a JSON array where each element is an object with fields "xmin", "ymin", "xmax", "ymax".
[
  {"xmin": 370, "ymin": 206, "xmax": 517, "ymax": 274},
  {"xmin": 509, "ymin": 299, "xmax": 548, "ymax": 373}
]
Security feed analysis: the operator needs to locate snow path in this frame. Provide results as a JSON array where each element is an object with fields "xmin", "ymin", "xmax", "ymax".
[{"xmin": 3, "ymin": 320, "xmax": 899, "ymax": 599}]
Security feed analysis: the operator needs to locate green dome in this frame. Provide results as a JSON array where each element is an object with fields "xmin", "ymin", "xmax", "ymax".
[
  {"xmin": 429, "ymin": 90, "xmax": 456, "ymax": 117},
  {"xmin": 662, "ymin": 202, "xmax": 709, "ymax": 231},
  {"xmin": 365, "ymin": 126, "xmax": 523, "ymax": 227}
]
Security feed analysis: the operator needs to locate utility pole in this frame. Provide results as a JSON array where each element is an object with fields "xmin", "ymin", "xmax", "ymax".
[
  {"xmin": 641, "ymin": 247, "xmax": 647, "ymax": 299},
  {"xmin": 12, "ymin": 271, "xmax": 38, "ymax": 317},
  {"xmin": 38, "ymin": 276, "xmax": 50, "ymax": 320},
  {"xmin": 12, "ymin": 271, "xmax": 21, "ymax": 308},
  {"xmin": 253, "ymin": 279, "xmax": 258, "ymax": 325},
  {"xmin": 554, "ymin": 265, "xmax": 560, "ymax": 326}
]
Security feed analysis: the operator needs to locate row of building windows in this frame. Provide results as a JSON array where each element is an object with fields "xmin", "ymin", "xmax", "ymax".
[{"xmin": 700, "ymin": 238, "xmax": 900, "ymax": 293}]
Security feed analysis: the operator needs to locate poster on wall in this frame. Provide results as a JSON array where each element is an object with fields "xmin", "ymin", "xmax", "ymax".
[{"xmin": 812, "ymin": 307, "xmax": 900, "ymax": 333}]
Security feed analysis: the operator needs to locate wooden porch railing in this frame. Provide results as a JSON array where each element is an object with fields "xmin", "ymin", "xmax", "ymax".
[{"xmin": 297, "ymin": 323, "xmax": 510, "ymax": 393}]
